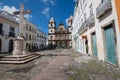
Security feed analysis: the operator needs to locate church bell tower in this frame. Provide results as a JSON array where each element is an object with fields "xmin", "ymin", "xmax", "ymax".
[{"xmin": 48, "ymin": 17, "xmax": 56, "ymax": 47}]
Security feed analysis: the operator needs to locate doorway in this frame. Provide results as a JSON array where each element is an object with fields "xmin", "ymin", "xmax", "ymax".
[
  {"xmin": 9, "ymin": 39, "xmax": 14, "ymax": 52},
  {"xmin": 104, "ymin": 24, "xmax": 117, "ymax": 64},
  {"xmin": 0, "ymin": 39, "xmax": 1, "ymax": 53},
  {"xmin": 92, "ymin": 33, "xmax": 98, "ymax": 57}
]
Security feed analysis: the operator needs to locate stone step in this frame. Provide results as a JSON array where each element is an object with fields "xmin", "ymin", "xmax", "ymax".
[
  {"xmin": 0, "ymin": 53, "xmax": 42, "ymax": 64},
  {"xmin": 0, "ymin": 54, "xmax": 39, "ymax": 61}
]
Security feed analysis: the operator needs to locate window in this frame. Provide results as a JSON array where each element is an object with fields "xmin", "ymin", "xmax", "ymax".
[
  {"xmin": 83, "ymin": 0, "xmax": 85, "ymax": 4},
  {"xmin": 101, "ymin": 0, "xmax": 105, "ymax": 3},
  {"xmin": 51, "ymin": 24, "xmax": 52, "ymax": 27},
  {"xmin": 26, "ymin": 24, "xmax": 28, "ymax": 30},
  {"xmin": 26, "ymin": 33, "xmax": 28, "ymax": 40},
  {"xmin": 10, "ymin": 27, "xmax": 15, "ymax": 33},
  {"xmin": 9, "ymin": 27, "xmax": 15, "ymax": 37},
  {"xmin": 84, "ymin": 13, "xmax": 87, "ymax": 21},
  {"xmin": 51, "ymin": 36, "xmax": 53, "ymax": 40},
  {"xmin": 89, "ymin": 4, "xmax": 93, "ymax": 16},
  {"xmin": 0, "ymin": 23, "xmax": 3, "ymax": 32},
  {"xmin": 34, "ymin": 29, "xmax": 36, "ymax": 33},
  {"xmin": 29, "ymin": 34, "xmax": 31, "ymax": 40},
  {"xmin": 29, "ymin": 26, "xmax": 31, "ymax": 31},
  {"xmin": 59, "ymin": 28, "xmax": 63, "ymax": 31},
  {"xmin": 32, "ymin": 35, "xmax": 34, "ymax": 40},
  {"xmin": 80, "ymin": 0, "xmax": 82, "ymax": 9},
  {"xmin": 81, "ymin": 19, "xmax": 83, "ymax": 24}
]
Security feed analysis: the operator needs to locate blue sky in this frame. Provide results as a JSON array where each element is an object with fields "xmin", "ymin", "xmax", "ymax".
[{"xmin": 0, "ymin": 0, "xmax": 75, "ymax": 34}]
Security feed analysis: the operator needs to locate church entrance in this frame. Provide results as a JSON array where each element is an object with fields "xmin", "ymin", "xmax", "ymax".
[
  {"xmin": 59, "ymin": 41, "xmax": 66, "ymax": 48},
  {"xmin": 60, "ymin": 42, "xmax": 64, "ymax": 48}
]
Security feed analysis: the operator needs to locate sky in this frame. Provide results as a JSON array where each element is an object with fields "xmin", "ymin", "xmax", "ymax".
[{"xmin": 0, "ymin": 0, "xmax": 76, "ymax": 34}]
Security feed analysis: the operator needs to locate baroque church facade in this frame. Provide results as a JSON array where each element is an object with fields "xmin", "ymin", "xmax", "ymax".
[{"xmin": 48, "ymin": 16, "xmax": 73, "ymax": 48}]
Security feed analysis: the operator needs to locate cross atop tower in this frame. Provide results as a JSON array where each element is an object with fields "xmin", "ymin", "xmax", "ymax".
[{"xmin": 13, "ymin": 3, "xmax": 31, "ymax": 37}]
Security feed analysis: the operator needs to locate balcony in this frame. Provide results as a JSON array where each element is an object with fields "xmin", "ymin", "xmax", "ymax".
[
  {"xmin": 96, "ymin": 0, "xmax": 112, "ymax": 18},
  {"xmin": 78, "ymin": 21, "xmax": 87, "ymax": 34},
  {"xmin": 86, "ymin": 15, "xmax": 95, "ymax": 26},
  {"xmin": 9, "ymin": 32, "xmax": 15, "ymax": 37},
  {"xmin": 0, "ymin": 31, "xmax": 4, "ymax": 35}
]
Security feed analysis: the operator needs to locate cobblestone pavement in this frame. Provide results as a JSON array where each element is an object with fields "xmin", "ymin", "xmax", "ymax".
[
  {"xmin": 69, "ymin": 52, "xmax": 120, "ymax": 80},
  {"xmin": 0, "ymin": 50, "xmax": 55, "ymax": 80},
  {"xmin": 0, "ymin": 49, "xmax": 73, "ymax": 80},
  {"xmin": 31, "ymin": 49, "xmax": 72, "ymax": 80},
  {"xmin": 0, "ymin": 49, "xmax": 120, "ymax": 80}
]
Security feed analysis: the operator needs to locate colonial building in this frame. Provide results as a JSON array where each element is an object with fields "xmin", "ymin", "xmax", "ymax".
[
  {"xmin": 0, "ymin": 11, "xmax": 19, "ymax": 53},
  {"xmin": 72, "ymin": 0, "xmax": 120, "ymax": 66},
  {"xmin": 36, "ymin": 29, "xmax": 46, "ymax": 50},
  {"xmin": 115, "ymin": 0, "xmax": 120, "ymax": 31},
  {"xmin": 0, "ymin": 10, "xmax": 46, "ymax": 53},
  {"xmin": 48, "ymin": 16, "xmax": 73, "ymax": 48}
]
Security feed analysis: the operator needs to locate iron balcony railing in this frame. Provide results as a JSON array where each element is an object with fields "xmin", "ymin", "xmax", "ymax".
[
  {"xmin": 86, "ymin": 15, "xmax": 95, "ymax": 26},
  {"xmin": 78, "ymin": 21, "xmax": 87, "ymax": 34},
  {"xmin": 96, "ymin": 0, "xmax": 112, "ymax": 18}
]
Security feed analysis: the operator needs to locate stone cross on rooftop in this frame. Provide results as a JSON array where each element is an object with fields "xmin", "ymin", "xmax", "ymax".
[{"xmin": 13, "ymin": 3, "xmax": 31, "ymax": 37}]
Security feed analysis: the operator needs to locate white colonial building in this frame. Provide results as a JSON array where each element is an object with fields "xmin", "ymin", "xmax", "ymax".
[
  {"xmin": 72, "ymin": 0, "xmax": 120, "ymax": 66},
  {"xmin": 36, "ymin": 29, "xmax": 46, "ymax": 50},
  {"xmin": 0, "ymin": 11, "xmax": 19, "ymax": 53},
  {"xmin": 0, "ymin": 10, "xmax": 47, "ymax": 53}
]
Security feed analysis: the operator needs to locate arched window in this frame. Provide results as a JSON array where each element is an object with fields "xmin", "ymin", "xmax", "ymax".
[{"xmin": 59, "ymin": 28, "xmax": 63, "ymax": 31}]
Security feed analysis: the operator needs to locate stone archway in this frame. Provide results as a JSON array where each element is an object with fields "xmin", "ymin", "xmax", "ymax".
[
  {"xmin": 60, "ymin": 41, "xmax": 65, "ymax": 48},
  {"xmin": 0, "ymin": 39, "xmax": 1, "ymax": 53},
  {"xmin": 9, "ymin": 39, "xmax": 14, "ymax": 52},
  {"xmin": 60, "ymin": 42, "xmax": 63, "ymax": 48}
]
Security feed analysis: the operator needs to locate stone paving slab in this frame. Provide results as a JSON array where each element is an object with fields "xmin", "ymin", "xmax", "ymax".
[{"xmin": 31, "ymin": 50, "xmax": 72, "ymax": 80}]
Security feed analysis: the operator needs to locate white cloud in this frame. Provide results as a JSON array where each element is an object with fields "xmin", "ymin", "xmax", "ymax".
[
  {"xmin": 41, "ymin": 0, "xmax": 48, "ymax": 4},
  {"xmin": 66, "ymin": 18, "xmax": 69, "ymax": 25},
  {"xmin": 0, "ymin": 2, "xmax": 3, "ymax": 5},
  {"xmin": 50, "ymin": 0, "xmax": 55, "ymax": 5},
  {"xmin": 41, "ymin": 0, "xmax": 55, "ymax": 5},
  {"xmin": 2, "ymin": 6, "xmax": 18, "ymax": 14},
  {"xmin": 74, "ymin": 0, "xmax": 76, "ymax": 2},
  {"xmin": 24, "ymin": 14, "xmax": 32, "ymax": 20},
  {"xmin": 1, "ymin": 5, "xmax": 32, "ymax": 20},
  {"xmin": 38, "ymin": 25, "xmax": 42, "ymax": 30},
  {"xmin": 42, "ymin": 7, "xmax": 50, "ymax": 18},
  {"xmin": 0, "ymin": 2, "xmax": 3, "ymax": 9}
]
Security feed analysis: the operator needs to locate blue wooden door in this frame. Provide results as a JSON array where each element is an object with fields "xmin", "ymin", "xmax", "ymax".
[
  {"xmin": 104, "ymin": 25, "xmax": 117, "ymax": 64},
  {"xmin": 92, "ymin": 33, "xmax": 98, "ymax": 57}
]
